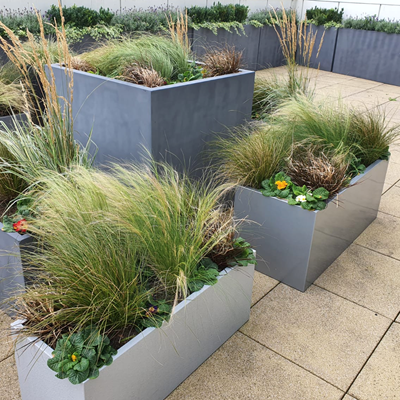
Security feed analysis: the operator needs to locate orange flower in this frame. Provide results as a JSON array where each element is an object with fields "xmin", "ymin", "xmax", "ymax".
[
  {"xmin": 71, "ymin": 354, "xmax": 77, "ymax": 362},
  {"xmin": 275, "ymin": 180, "xmax": 288, "ymax": 190}
]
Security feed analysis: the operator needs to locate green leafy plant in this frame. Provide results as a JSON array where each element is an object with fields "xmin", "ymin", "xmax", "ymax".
[
  {"xmin": 227, "ymin": 237, "xmax": 256, "ymax": 267},
  {"xmin": 261, "ymin": 171, "xmax": 329, "ymax": 211},
  {"xmin": 306, "ymin": 7, "xmax": 344, "ymax": 26},
  {"xmin": 343, "ymin": 15, "xmax": 400, "ymax": 34},
  {"xmin": 188, "ymin": 258, "xmax": 220, "ymax": 292},
  {"xmin": 47, "ymin": 327, "xmax": 117, "ymax": 384},
  {"xmin": 168, "ymin": 61, "xmax": 203, "ymax": 83},
  {"xmin": 138, "ymin": 298, "xmax": 172, "ymax": 329},
  {"xmin": 2, "ymin": 197, "xmax": 32, "ymax": 233},
  {"xmin": 187, "ymin": 2, "xmax": 249, "ymax": 24}
]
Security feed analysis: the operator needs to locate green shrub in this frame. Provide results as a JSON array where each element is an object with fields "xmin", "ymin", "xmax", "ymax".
[
  {"xmin": 305, "ymin": 6, "xmax": 344, "ymax": 26},
  {"xmin": 248, "ymin": 8, "xmax": 296, "ymax": 26},
  {"xmin": 0, "ymin": 8, "xmax": 43, "ymax": 37},
  {"xmin": 45, "ymin": 5, "xmax": 114, "ymax": 29},
  {"xmin": 343, "ymin": 15, "xmax": 400, "ymax": 34},
  {"xmin": 187, "ymin": 2, "xmax": 249, "ymax": 24}
]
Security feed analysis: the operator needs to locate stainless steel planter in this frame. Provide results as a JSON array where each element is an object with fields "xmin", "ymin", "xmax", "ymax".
[
  {"xmin": 0, "ymin": 113, "xmax": 27, "ymax": 130},
  {"xmin": 234, "ymin": 159, "xmax": 388, "ymax": 292},
  {"xmin": 50, "ymin": 65, "xmax": 255, "ymax": 172},
  {"xmin": 13, "ymin": 261, "xmax": 255, "ymax": 400}
]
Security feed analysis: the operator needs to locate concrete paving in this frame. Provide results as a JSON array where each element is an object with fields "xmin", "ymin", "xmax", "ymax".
[{"xmin": 2, "ymin": 67, "xmax": 400, "ymax": 400}]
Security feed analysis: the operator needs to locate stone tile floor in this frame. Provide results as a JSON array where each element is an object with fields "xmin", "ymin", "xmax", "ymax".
[{"xmin": 2, "ymin": 67, "xmax": 400, "ymax": 399}]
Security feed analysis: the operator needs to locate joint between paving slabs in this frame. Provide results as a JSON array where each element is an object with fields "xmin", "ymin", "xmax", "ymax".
[{"xmin": 250, "ymin": 282, "xmax": 281, "ymax": 309}]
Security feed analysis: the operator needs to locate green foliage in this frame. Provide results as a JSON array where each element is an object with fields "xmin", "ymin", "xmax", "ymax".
[
  {"xmin": 343, "ymin": 15, "xmax": 400, "ymax": 34},
  {"xmin": 46, "ymin": 5, "xmax": 114, "ymax": 29},
  {"xmin": 1, "ymin": 197, "xmax": 32, "ymax": 232},
  {"xmin": 0, "ymin": 8, "xmax": 43, "ymax": 38},
  {"xmin": 210, "ymin": 122, "xmax": 292, "ymax": 189},
  {"xmin": 47, "ymin": 327, "xmax": 117, "ymax": 384},
  {"xmin": 138, "ymin": 298, "xmax": 172, "ymax": 329},
  {"xmin": 168, "ymin": 62, "xmax": 203, "ymax": 84},
  {"xmin": 191, "ymin": 21, "xmax": 245, "ymax": 35},
  {"xmin": 306, "ymin": 7, "xmax": 344, "ymax": 26},
  {"xmin": 248, "ymin": 8, "xmax": 296, "ymax": 26},
  {"xmin": 188, "ymin": 258, "xmax": 220, "ymax": 292},
  {"xmin": 261, "ymin": 171, "xmax": 329, "ymax": 211},
  {"xmin": 111, "ymin": 7, "xmax": 182, "ymax": 34},
  {"xmin": 228, "ymin": 237, "xmax": 256, "ymax": 267},
  {"xmin": 82, "ymin": 35, "xmax": 190, "ymax": 81},
  {"xmin": 187, "ymin": 2, "xmax": 249, "ymax": 24}
]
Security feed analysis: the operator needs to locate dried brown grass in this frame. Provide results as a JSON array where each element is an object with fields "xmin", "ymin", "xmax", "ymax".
[
  {"xmin": 202, "ymin": 45, "xmax": 243, "ymax": 77},
  {"xmin": 286, "ymin": 144, "xmax": 350, "ymax": 196},
  {"xmin": 167, "ymin": 9, "xmax": 190, "ymax": 54},
  {"xmin": 122, "ymin": 65, "xmax": 165, "ymax": 87},
  {"xmin": 70, "ymin": 56, "xmax": 95, "ymax": 73}
]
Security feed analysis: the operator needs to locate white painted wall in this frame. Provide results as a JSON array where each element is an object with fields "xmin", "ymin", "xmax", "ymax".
[
  {"xmin": 3, "ymin": 0, "xmax": 295, "ymax": 13},
  {"xmin": 297, "ymin": 0, "xmax": 400, "ymax": 20}
]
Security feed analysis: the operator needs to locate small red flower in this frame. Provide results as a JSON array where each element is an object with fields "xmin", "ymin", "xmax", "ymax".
[{"xmin": 13, "ymin": 219, "xmax": 28, "ymax": 234}]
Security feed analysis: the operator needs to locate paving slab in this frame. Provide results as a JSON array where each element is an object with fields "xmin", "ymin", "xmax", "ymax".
[
  {"xmin": 251, "ymin": 271, "xmax": 279, "ymax": 306},
  {"xmin": 382, "ymin": 183, "xmax": 391, "ymax": 194},
  {"xmin": 355, "ymin": 212, "xmax": 400, "ymax": 260},
  {"xmin": 344, "ymin": 78, "xmax": 383, "ymax": 90},
  {"xmin": 240, "ymin": 285, "xmax": 391, "ymax": 391},
  {"xmin": 379, "ymin": 184, "xmax": 400, "ymax": 217},
  {"xmin": 343, "ymin": 396, "xmax": 358, "ymax": 400},
  {"xmin": 384, "ymin": 160, "xmax": 400, "ymax": 186},
  {"xmin": 373, "ymin": 83, "xmax": 400, "ymax": 96},
  {"xmin": 396, "ymin": 314, "xmax": 400, "ymax": 323},
  {"xmin": 315, "ymin": 244, "xmax": 400, "ymax": 319},
  {"xmin": 349, "ymin": 323, "xmax": 400, "ymax": 400},
  {"xmin": 317, "ymin": 83, "xmax": 366, "ymax": 98},
  {"xmin": 346, "ymin": 88, "xmax": 400, "ymax": 104},
  {"xmin": 0, "ymin": 311, "xmax": 20, "ymax": 400},
  {"xmin": 167, "ymin": 332, "xmax": 344, "ymax": 400}
]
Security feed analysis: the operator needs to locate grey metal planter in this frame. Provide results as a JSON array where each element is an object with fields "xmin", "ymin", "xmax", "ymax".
[
  {"xmin": 234, "ymin": 159, "xmax": 388, "ymax": 292},
  {"xmin": 0, "ymin": 113, "xmax": 27, "ymax": 130},
  {"xmin": 333, "ymin": 29, "xmax": 400, "ymax": 85},
  {"xmin": 297, "ymin": 24, "xmax": 338, "ymax": 72},
  {"xmin": 51, "ymin": 65, "xmax": 255, "ymax": 171},
  {"xmin": 192, "ymin": 25, "xmax": 262, "ymax": 71},
  {"xmin": 0, "ymin": 224, "xmax": 34, "ymax": 308},
  {"xmin": 257, "ymin": 25, "xmax": 285, "ymax": 70},
  {"xmin": 13, "ymin": 261, "xmax": 255, "ymax": 400}
]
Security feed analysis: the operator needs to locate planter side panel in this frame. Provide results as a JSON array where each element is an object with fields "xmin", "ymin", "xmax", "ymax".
[
  {"xmin": 234, "ymin": 188, "xmax": 315, "ymax": 291},
  {"xmin": 0, "ymin": 228, "xmax": 33, "ymax": 308},
  {"xmin": 297, "ymin": 25, "xmax": 338, "ymax": 72},
  {"xmin": 15, "ymin": 265, "xmax": 254, "ymax": 400},
  {"xmin": 257, "ymin": 26, "xmax": 285, "ymax": 69},
  {"xmin": 151, "ymin": 71, "xmax": 254, "ymax": 173},
  {"xmin": 0, "ymin": 113, "xmax": 27, "ymax": 130},
  {"xmin": 332, "ymin": 29, "xmax": 400, "ymax": 85},
  {"xmin": 307, "ymin": 159, "xmax": 388, "ymax": 286},
  {"xmin": 52, "ymin": 66, "xmax": 152, "ymax": 165},
  {"xmin": 192, "ymin": 25, "xmax": 261, "ymax": 71}
]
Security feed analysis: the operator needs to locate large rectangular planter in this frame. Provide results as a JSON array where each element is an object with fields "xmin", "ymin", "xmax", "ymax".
[
  {"xmin": 13, "ymin": 261, "xmax": 255, "ymax": 400},
  {"xmin": 297, "ymin": 24, "xmax": 338, "ymax": 72},
  {"xmin": 192, "ymin": 25, "xmax": 262, "ymax": 71},
  {"xmin": 234, "ymin": 159, "xmax": 387, "ymax": 292},
  {"xmin": 332, "ymin": 29, "xmax": 400, "ymax": 85},
  {"xmin": 0, "ymin": 224, "xmax": 34, "ymax": 309},
  {"xmin": 256, "ymin": 25, "xmax": 285, "ymax": 70},
  {"xmin": 51, "ymin": 65, "xmax": 255, "ymax": 171}
]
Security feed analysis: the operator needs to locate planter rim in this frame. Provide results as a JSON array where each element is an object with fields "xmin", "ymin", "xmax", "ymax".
[
  {"xmin": 238, "ymin": 158, "xmax": 385, "ymax": 213},
  {"xmin": 0, "ymin": 222, "xmax": 31, "ymax": 242},
  {"xmin": 51, "ymin": 63, "xmax": 254, "ymax": 92},
  {"xmin": 11, "ymin": 263, "xmax": 249, "ymax": 385}
]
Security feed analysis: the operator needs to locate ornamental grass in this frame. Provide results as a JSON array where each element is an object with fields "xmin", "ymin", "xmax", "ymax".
[
  {"xmin": 15, "ymin": 161, "xmax": 243, "ymax": 347},
  {"xmin": 210, "ymin": 122, "xmax": 292, "ymax": 189}
]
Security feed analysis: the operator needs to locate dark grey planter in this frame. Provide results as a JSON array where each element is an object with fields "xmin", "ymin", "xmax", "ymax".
[
  {"xmin": 69, "ymin": 34, "xmax": 103, "ymax": 54},
  {"xmin": 257, "ymin": 25, "xmax": 285, "ymax": 69},
  {"xmin": 234, "ymin": 159, "xmax": 388, "ymax": 292},
  {"xmin": 297, "ymin": 24, "xmax": 338, "ymax": 72},
  {"xmin": 0, "ymin": 113, "xmax": 27, "ymax": 130},
  {"xmin": 50, "ymin": 65, "xmax": 255, "ymax": 171},
  {"xmin": 192, "ymin": 25, "xmax": 261, "ymax": 71},
  {"xmin": 333, "ymin": 29, "xmax": 400, "ymax": 85},
  {"xmin": 0, "ymin": 224, "xmax": 34, "ymax": 309}
]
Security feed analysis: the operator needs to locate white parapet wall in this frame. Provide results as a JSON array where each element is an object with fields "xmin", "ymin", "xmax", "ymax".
[
  {"xmin": 3, "ymin": 0, "xmax": 295, "ymax": 13},
  {"xmin": 297, "ymin": 0, "xmax": 400, "ymax": 20}
]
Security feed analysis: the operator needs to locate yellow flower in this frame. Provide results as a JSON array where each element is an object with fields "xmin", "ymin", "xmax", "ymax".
[
  {"xmin": 275, "ymin": 180, "xmax": 288, "ymax": 190},
  {"xmin": 71, "ymin": 354, "xmax": 77, "ymax": 362}
]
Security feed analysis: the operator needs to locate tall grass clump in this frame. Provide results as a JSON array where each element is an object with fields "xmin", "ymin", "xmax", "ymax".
[
  {"xmin": 252, "ymin": 8, "xmax": 323, "ymax": 119},
  {"xmin": 276, "ymin": 95, "xmax": 400, "ymax": 168},
  {"xmin": 81, "ymin": 34, "xmax": 190, "ymax": 81},
  {"xmin": 15, "ymin": 161, "xmax": 242, "ymax": 345},
  {"xmin": 0, "ymin": 4, "xmax": 94, "ymax": 188},
  {"xmin": 210, "ymin": 122, "xmax": 292, "ymax": 188},
  {"xmin": 0, "ymin": 80, "xmax": 26, "ymax": 116}
]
